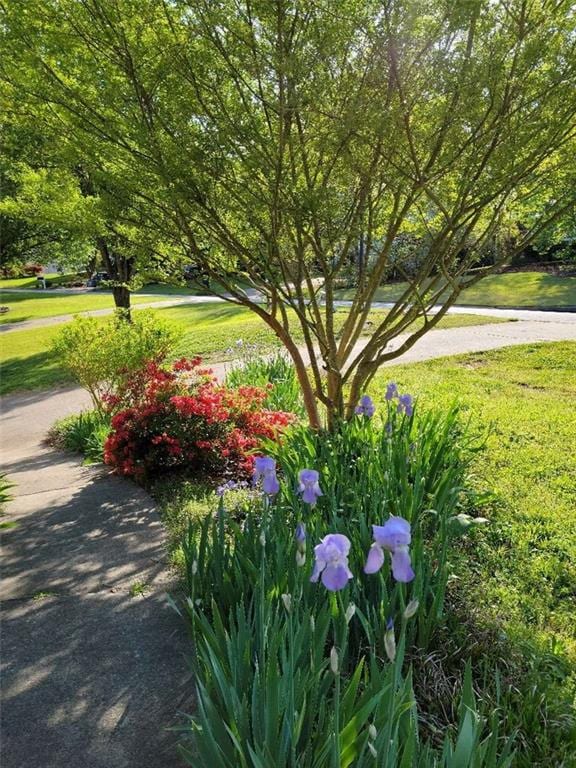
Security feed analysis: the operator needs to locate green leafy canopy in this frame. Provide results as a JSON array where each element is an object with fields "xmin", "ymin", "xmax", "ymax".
[{"xmin": 2, "ymin": 0, "xmax": 575, "ymax": 424}]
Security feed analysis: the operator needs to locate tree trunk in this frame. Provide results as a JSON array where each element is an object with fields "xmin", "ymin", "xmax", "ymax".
[
  {"xmin": 95, "ymin": 236, "xmax": 133, "ymax": 318},
  {"xmin": 326, "ymin": 369, "xmax": 345, "ymax": 432},
  {"xmin": 112, "ymin": 284, "xmax": 131, "ymax": 317}
]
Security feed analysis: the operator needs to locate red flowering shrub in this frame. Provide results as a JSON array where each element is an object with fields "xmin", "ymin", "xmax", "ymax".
[
  {"xmin": 103, "ymin": 357, "xmax": 295, "ymax": 480},
  {"xmin": 23, "ymin": 263, "xmax": 44, "ymax": 276}
]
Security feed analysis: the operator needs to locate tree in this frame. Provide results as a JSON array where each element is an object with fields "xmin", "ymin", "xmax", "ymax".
[
  {"xmin": 0, "ymin": 107, "xmax": 93, "ymax": 275},
  {"xmin": 0, "ymin": 75, "xmax": 183, "ymax": 310},
  {"xmin": 3, "ymin": 0, "xmax": 575, "ymax": 426}
]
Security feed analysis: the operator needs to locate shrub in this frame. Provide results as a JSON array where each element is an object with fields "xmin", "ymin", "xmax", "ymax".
[
  {"xmin": 52, "ymin": 311, "xmax": 182, "ymax": 412},
  {"xmin": 49, "ymin": 410, "xmax": 111, "ymax": 464},
  {"xmin": 179, "ymin": 399, "xmax": 515, "ymax": 766},
  {"xmin": 103, "ymin": 357, "xmax": 296, "ymax": 481},
  {"xmin": 22, "ymin": 262, "xmax": 43, "ymax": 276},
  {"xmin": 225, "ymin": 347, "xmax": 305, "ymax": 417},
  {"xmin": 0, "ymin": 264, "xmax": 20, "ymax": 279}
]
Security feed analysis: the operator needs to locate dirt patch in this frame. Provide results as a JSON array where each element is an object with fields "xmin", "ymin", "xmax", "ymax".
[{"xmin": 459, "ymin": 356, "xmax": 489, "ymax": 370}]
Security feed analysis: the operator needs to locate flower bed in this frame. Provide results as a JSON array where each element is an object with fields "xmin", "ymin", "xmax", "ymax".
[{"xmin": 178, "ymin": 392, "xmax": 512, "ymax": 766}]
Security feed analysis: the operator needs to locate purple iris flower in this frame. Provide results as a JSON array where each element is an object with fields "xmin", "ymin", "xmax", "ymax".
[
  {"xmin": 295, "ymin": 522, "xmax": 306, "ymax": 546},
  {"xmin": 355, "ymin": 394, "xmax": 376, "ymax": 418},
  {"xmin": 397, "ymin": 394, "xmax": 414, "ymax": 418},
  {"xmin": 364, "ymin": 516, "xmax": 415, "ymax": 582},
  {"xmin": 385, "ymin": 382, "xmax": 398, "ymax": 401},
  {"xmin": 298, "ymin": 469, "xmax": 323, "ymax": 506},
  {"xmin": 295, "ymin": 522, "xmax": 307, "ymax": 565},
  {"xmin": 253, "ymin": 456, "xmax": 280, "ymax": 496},
  {"xmin": 310, "ymin": 533, "xmax": 353, "ymax": 591}
]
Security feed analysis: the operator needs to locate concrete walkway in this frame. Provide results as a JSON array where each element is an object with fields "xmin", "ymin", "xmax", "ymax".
[
  {"xmin": 0, "ymin": 388, "xmax": 190, "ymax": 768},
  {"xmin": 343, "ymin": 316, "xmax": 576, "ymax": 367},
  {"xmin": 281, "ymin": 315, "xmax": 575, "ymax": 371},
  {"xmin": 334, "ymin": 300, "xmax": 576, "ymax": 324}
]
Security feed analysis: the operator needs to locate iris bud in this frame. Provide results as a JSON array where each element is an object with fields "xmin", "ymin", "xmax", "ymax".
[
  {"xmin": 330, "ymin": 646, "xmax": 339, "ymax": 675},
  {"xmin": 403, "ymin": 598, "xmax": 419, "ymax": 619}
]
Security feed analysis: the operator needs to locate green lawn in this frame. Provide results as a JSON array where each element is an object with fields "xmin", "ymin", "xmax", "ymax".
[
  {"xmin": 372, "ymin": 343, "xmax": 576, "ymax": 664},
  {"xmin": 336, "ymin": 271, "xmax": 576, "ymax": 308},
  {"xmin": 134, "ymin": 283, "xmax": 201, "ymax": 296},
  {"xmin": 0, "ymin": 276, "xmax": 249, "ymax": 296},
  {"xmin": 152, "ymin": 340, "xmax": 576, "ymax": 665},
  {"xmin": 0, "ymin": 290, "xmax": 163, "ymax": 325},
  {"xmin": 0, "ymin": 274, "xmax": 200, "ymax": 295},
  {"xmin": 135, "ymin": 277, "xmax": 254, "ymax": 296},
  {"xmin": 163, "ymin": 302, "xmax": 509, "ymax": 360},
  {"xmin": 0, "ymin": 273, "xmax": 82, "ymax": 289},
  {"xmin": 0, "ymin": 324, "xmax": 70, "ymax": 394},
  {"xmin": 5, "ymin": 270, "xmax": 576, "ymax": 309},
  {"xmin": 0, "ymin": 302, "xmax": 508, "ymax": 396},
  {"xmin": 1, "ymin": 280, "xmax": 257, "ymax": 324}
]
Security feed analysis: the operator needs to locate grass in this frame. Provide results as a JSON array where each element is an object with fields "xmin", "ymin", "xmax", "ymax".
[
  {"xmin": 0, "ymin": 274, "xmax": 197, "ymax": 292},
  {"xmin": 0, "ymin": 282, "xmax": 257, "ymax": 324},
  {"xmin": 134, "ymin": 283, "xmax": 201, "ymax": 296},
  {"xmin": 0, "ymin": 290, "xmax": 161, "ymax": 324},
  {"xmin": 0, "ymin": 472, "xmax": 14, "ymax": 512},
  {"xmin": 0, "ymin": 302, "xmax": 508, "ymax": 396},
  {"xmin": 162, "ymin": 302, "xmax": 509, "ymax": 360},
  {"xmin": 370, "ymin": 342, "xmax": 576, "ymax": 762},
  {"xmin": 371, "ymin": 342, "xmax": 576, "ymax": 665},
  {"xmin": 48, "ymin": 410, "xmax": 111, "ymax": 463},
  {"xmin": 134, "ymin": 277, "xmax": 256, "ymax": 295},
  {"xmin": 129, "ymin": 580, "xmax": 150, "ymax": 597},
  {"xmin": 0, "ymin": 324, "xmax": 73, "ymax": 394},
  {"xmin": 0, "ymin": 273, "xmax": 82, "ymax": 289},
  {"xmin": 336, "ymin": 271, "xmax": 576, "ymax": 308},
  {"xmin": 0, "ymin": 521, "xmax": 19, "ymax": 530},
  {"xmin": 0, "ymin": 275, "xmax": 251, "ymax": 296},
  {"xmin": 32, "ymin": 590, "xmax": 58, "ymax": 600}
]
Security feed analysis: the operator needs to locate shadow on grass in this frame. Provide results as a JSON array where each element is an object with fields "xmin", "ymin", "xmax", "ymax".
[
  {"xmin": 0, "ymin": 314, "xmax": 34, "ymax": 326},
  {"xmin": 159, "ymin": 302, "xmax": 251, "ymax": 324},
  {"xmin": 0, "ymin": 291, "xmax": 66, "ymax": 304},
  {"xmin": 0, "ymin": 352, "xmax": 71, "ymax": 397},
  {"xmin": 134, "ymin": 283, "xmax": 199, "ymax": 296}
]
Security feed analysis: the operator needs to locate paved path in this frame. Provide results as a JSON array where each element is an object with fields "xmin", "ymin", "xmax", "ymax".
[
  {"xmin": 341, "ymin": 316, "xmax": 576, "ymax": 367},
  {"xmin": 277, "ymin": 316, "xmax": 575, "ymax": 371},
  {"xmin": 0, "ymin": 389, "xmax": 190, "ymax": 768},
  {"xmin": 334, "ymin": 301, "xmax": 576, "ymax": 324}
]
